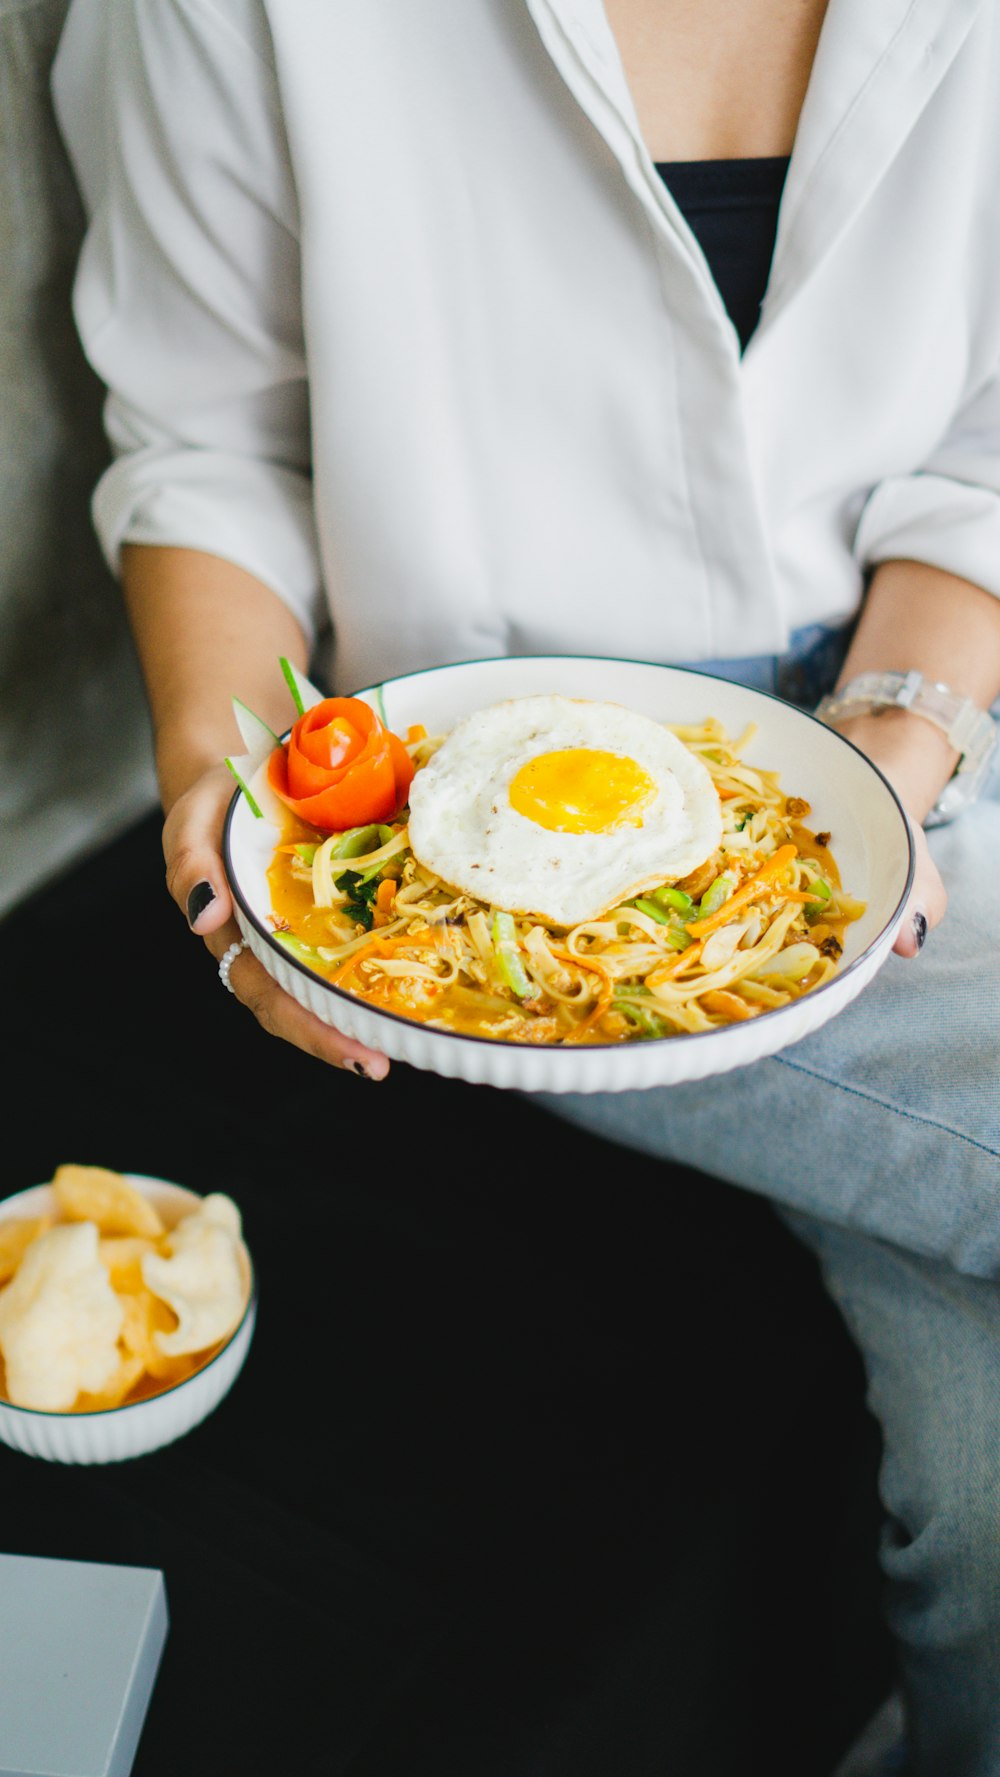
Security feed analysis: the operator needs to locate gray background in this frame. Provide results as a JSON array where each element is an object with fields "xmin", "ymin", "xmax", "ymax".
[{"xmin": 0, "ymin": 0, "xmax": 156, "ymax": 921}]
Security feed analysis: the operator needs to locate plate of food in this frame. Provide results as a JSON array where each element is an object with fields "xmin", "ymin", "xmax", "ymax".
[
  {"xmin": 222, "ymin": 654, "xmax": 914, "ymax": 1093},
  {"xmin": 0, "ymin": 1164, "xmax": 255, "ymax": 1463}
]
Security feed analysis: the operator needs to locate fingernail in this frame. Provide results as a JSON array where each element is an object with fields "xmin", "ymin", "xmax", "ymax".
[
  {"xmin": 186, "ymin": 881, "xmax": 217, "ymax": 929},
  {"xmin": 342, "ymin": 1058, "xmax": 374, "ymax": 1079},
  {"xmin": 912, "ymin": 911, "xmax": 928, "ymax": 951}
]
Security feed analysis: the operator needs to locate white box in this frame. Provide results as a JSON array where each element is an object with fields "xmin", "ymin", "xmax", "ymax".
[{"xmin": 0, "ymin": 1553, "xmax": 168, "ymax": 1777}]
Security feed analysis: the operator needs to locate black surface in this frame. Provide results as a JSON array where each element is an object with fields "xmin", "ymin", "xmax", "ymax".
[{"xmin": 2, "ymin": 814, "xmax": 894, "ymax": 1775}]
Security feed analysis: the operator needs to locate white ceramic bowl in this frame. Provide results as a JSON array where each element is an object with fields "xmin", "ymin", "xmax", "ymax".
[
  {"xmin": 0, "ymin": 1174, "xmax": 256, "ymax": 1464},
  {"xmin": 223, "ymin": 655, "xmax": 914, "ymax": 1093}
]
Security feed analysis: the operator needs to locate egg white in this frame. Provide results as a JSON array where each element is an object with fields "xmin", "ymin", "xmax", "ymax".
[{"xmin": 406, "ymin": 695, "xmax": 722, "ymax": 926}]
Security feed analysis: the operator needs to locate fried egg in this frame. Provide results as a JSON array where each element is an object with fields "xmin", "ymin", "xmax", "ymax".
[{"xmin": 406, "ymin": 694, "xmax": 722, "ymax": 926}]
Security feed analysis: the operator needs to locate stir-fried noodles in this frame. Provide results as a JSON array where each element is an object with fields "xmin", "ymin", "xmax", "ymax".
[{"xmin": 265, "ymin": 717, "xmax": 866, "ymax": 1044}]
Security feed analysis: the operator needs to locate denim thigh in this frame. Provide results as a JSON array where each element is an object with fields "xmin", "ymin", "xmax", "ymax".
[
  {"xmin": 538, "ymin": 758, "xmax": 1000, "ymax": 1279},
  {"xmin": 786, "ymin": 1212, "xmax": 1000, "ymax": 1776},
  {"xmin": 538, "ymin": 799, "xmax": 1000, "ymax": 1772},
  {"xmin": 538, "ymin": 631, "xmax": 1000, "ymax": 1773}
]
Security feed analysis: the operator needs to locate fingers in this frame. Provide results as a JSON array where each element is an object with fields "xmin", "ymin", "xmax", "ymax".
[
  {"xmin": 160, "ymin": 764, "xmax": 390, "ymax": 1076},
  {"xmin": 163, "ymin": 766, "xmax": 236, "ymax": 936},
  {"xmin": 208, "ymin": 926, "xmax": 390, "ymax": 1079},
  {"xmin": 892, "ymin": 822, "xmax": 947, "ymax": 959}
]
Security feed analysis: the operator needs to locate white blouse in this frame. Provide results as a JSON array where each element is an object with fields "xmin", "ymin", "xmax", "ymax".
[{"xmin": 52, "ymin": 0, "xmax": 1000, "ymax": 695}]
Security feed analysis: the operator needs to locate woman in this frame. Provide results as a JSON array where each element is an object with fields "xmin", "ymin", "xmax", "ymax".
[{"xmin": 52, "ymin": 2, "xmax": 1000, "ymax": 1770}]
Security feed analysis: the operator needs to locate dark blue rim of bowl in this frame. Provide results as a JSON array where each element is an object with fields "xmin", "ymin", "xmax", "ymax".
[
  {"xmin": 0, "ymin": 1183, "xmax": 258, "ymax": 1418},
  {"xmin": 222, "ymin": 653, "xmax": 917, "ymax": 1054}
]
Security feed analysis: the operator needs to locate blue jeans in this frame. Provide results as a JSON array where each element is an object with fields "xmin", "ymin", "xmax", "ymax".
[{"xmin": 540, "ymin": 627, "xmax": 1000, "ymax": 1775}]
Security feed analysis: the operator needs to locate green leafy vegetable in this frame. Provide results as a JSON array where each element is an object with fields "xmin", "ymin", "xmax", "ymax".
[
  {"xmin": 279, "ymin": 656, "xmax": 306, "ymax": 716},
  {"xmin": 491, "ymin": 911, "xmax": 532, "ymax": 999},
  {"xmin": 224, "ymin": 757, "xmax": 264, "ymax": 820},
  {"xmin": 334, "ymin": 870, "xmax": 381, "ymax": 931},
  {"xmin": 275, "ymin": 932, "xmax": 322, "ymax": 965},
  {"xmin": 612, "ymin": 991, "xmax": 667, "ymax": 1040},
  {"xmin": 651, "ymin": 885, "xmax": 696, "ymax": 916},
  {"xmin": 804, "ymin": 877, "xmax": 832, "ymax": 923},
  {"xmin": 331, "ymin": 825, "xmax": 384, "ymax": 860},
  {"xmin": 697, "ymin": 873, "xmax": 737, "ymax": 919},
  {"xmin": 632, "ymin": 896, "xmax": 673, "ymax": 926}
]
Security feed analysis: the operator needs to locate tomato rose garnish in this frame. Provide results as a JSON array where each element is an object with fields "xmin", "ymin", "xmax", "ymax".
[{"xmin": 267, "ymin": 697, "xmax": 415, "ymax": 831}]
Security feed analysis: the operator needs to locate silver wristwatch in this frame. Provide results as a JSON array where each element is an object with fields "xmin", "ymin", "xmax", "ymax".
[{"xmin": 815, "ymin": 669, "xmax": 997, "ymax": 826}]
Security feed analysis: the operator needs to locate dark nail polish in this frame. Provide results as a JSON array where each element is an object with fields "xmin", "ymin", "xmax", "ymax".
[
  {"xmin": 343, "ymin": 1058, "xmax": 372, "ymax": 1079},
  {"xmin": 187, "ymin": 881, "xmax": 216, "ymax": 928},
  {"xmin": 912, "ymin": 911, "xmax": 928, "ymax": 951}
]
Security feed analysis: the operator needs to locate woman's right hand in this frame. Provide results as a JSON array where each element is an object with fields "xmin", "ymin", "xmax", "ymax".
[
  {"xmin": 114, "ymin": 545, "xmax": 390, "ymax": 1076},
  {"xmin": 163, "ymin": 761, "xmax": 391, "ymax": 1080}
]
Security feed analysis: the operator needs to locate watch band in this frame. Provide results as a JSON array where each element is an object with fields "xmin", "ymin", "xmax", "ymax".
[{"xmin": 814, "ymin": 669, "xmax": 997, "ymax": 826}]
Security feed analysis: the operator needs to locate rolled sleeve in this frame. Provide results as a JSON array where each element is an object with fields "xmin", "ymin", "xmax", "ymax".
[
  {"xmin": 854, "ymin": 364, "xmax": 1000, "ymax": 600},
  {"xmin": 52, "ymin": 0, "xmax": 324, "ymax": 643}
]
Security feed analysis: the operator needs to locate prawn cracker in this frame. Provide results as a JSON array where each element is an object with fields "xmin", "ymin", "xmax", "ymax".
[
  {"xmin": 75, "ymin": 1350, "xmax": 146, "ymax": 1413},
  {"xmin": 0, "ymin": 1216, "xmax": 52, "ymax": 1285},
  {"xmin": 119, "ymin": 1284, "xmax": 183, "ymax": 1381},
  {"xmin": 99, "ymin": 1235, "xmax": 159, "ymax": 1292},
  {"xmin": 51, "ymin": 1165, "xmax": 165, "ymax": 1239}
]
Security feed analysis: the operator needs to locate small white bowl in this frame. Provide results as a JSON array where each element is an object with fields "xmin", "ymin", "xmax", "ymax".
[
  {"xmin": 224, "ymin": 655, "xmax": 914, "ymax": 1094},
  {"xmin": 0, "ymin": 1175, "xmax": 256, "ymax": 1465}
]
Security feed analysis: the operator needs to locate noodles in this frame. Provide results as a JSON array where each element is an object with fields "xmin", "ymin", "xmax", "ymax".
[{"xmin": 265, "ymin": 717, "xmax": 866, "ymax": 1044}]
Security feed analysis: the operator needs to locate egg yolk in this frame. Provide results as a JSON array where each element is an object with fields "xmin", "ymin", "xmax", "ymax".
[{"xmin": 508, "ymin": 748, "xmax": 657, "ymax": 833}]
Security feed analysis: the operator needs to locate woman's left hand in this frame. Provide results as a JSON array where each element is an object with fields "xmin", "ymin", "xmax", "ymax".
[
  {"xmin": 816, "ymin": 560, "xmax": 1000, "ymax": 959},
  {"xmin": 823, "ymin": 706, "xmax": 952, "ymax": 960},
  {"xmin": 892, "ymin": 816, "xmax": 947, "ymax": 959}
]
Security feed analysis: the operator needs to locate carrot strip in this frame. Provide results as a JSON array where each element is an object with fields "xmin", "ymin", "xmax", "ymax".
[
  {"xmin": 549, "ymin": 946, "xmax": 615, "ymax": 1042},
  {"xmin": 329, "ymin": 927, "xmax": 445, "ymax": 989},
  {"xmin": 549, "ymin": 945, "xmax": 613, "ymax": 988},
  {"xmin": 646, "ymin": 939, "xmax": 705, "ymax": 986},
  {"xmin": 373, "ymin": 878, "xmax": 397, "ymax": 927},
  {"xmin": 685, "ymin": 843, "xmax": 799, "ymax": 938}
]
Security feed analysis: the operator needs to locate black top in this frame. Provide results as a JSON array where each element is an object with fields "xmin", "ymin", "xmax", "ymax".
[{"xmin": 655, "ymin": 156, "xmax": 790, "ymax": 353}]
